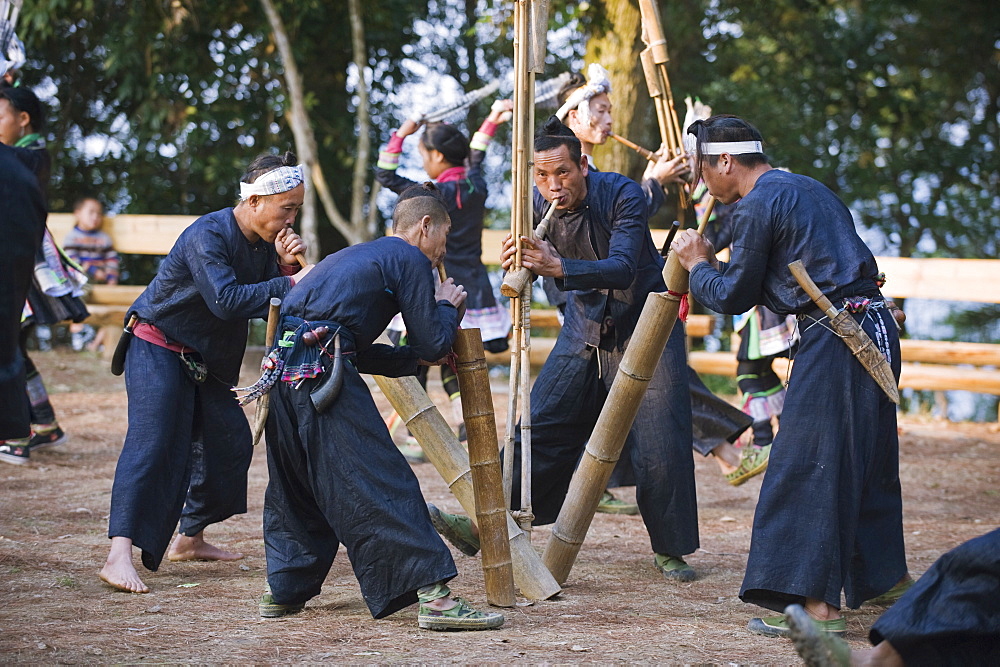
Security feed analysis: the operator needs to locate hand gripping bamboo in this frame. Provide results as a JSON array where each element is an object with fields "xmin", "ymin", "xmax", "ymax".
[
  {"xmin": 788, "ymin": 260, "xmax": 900, "ymax": 404},
  {"xmin": 500, "ymin": 200, "xmax": 558, "ymax": 297},
  {"xmin": 541, "ymin": 203, "xmax": 715, "ymax": 584},
  {"xmin": 372, "ymin": 374, "xmax": 561, "ymax": 600},
  {"xmin": 453, "ymin": 328, "xmax": 515, "ymax": 607},
  {"xmin": 251, "ymin": 297, "xmax": 283, "ymax": 446}
]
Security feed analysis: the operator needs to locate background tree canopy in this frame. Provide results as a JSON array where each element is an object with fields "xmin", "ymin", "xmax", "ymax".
[{"xmin": 17, "ymin": 0, "xmax": 999, "ymax": 261}]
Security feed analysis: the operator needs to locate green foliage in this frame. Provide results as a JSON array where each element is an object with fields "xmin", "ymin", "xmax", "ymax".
[
  {"xmin": 700, "ymin": 0, "xmax": 999, "ymax": 258},
  {"xmin": 15, "ymin": 0, "xmax": 997, "ymax": 264}
]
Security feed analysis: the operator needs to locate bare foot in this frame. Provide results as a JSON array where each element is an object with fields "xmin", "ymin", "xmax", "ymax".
[
  {"xmin": 166, "ymin": 532, "xmax": 244, "ymax": 562},
  {"xmin": 99, "ymin": 536, "xmax": 150, "ymax": 593}
]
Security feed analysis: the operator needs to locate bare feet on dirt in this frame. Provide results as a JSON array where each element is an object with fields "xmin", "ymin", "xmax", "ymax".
[
  {"xmin": 99, "ymin": 536, "xmax": 150, "ymax": 593},
  {"xmin": 167, "ymin": 532, "xmax": 245, "ymax": 562}
]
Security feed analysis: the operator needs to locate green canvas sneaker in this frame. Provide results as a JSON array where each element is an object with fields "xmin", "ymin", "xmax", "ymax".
[
  {"xmin": 259, "ymin": 593, "xmax": 305, "ymax": 619},
  {"xmin": 654, "ymin": 553, "xmax": 696, "ymax": 582},
  {"xmin": 748, "ymin": 612, "xmax": 846, "ymax": 638},
  {"xmin": 427, "ymin": 503, "xmax": 480, "ymax": 556},
  {"xmin": 596, "ymin": 490, "xmax": 639, "ymax": 515},
  {"xmin": 418, "ymin": 597, "xmax": 504, "ymax": 631}
]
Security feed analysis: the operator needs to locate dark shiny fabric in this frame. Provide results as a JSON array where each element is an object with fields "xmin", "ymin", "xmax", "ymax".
[
  {"xmin": 375, "ymin": 144, "xmax": 498, "ymax": 314},
  {"xmin": 130, "ymin": 208, "xmax": 293, "ymax": 385},
  {"xmin": 516, "ymin": 171, "xmax": 699, "ymax": 556},
  {"xmin": 109, "ymin": 339, "xmax": 252, "ymax": 571},
  {"xmin": 870, "ymin": 529, "xmax": 1000, "ymax": 665},
  {"xmin": 739, "ymin": 306, "xmax": 905, "ymax": 611},
  {"xmin": 0, "ymin": 145, "xmax": 47, "ymax": 439},
  {"xmin": 689, "ymin": 170, "xmax": 880, "ymax": 317},
  {"xmin": 263, "ymin": 237, "xmax": 460, "ymax": 618}
]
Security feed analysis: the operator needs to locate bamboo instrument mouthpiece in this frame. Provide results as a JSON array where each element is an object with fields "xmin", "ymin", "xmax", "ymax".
[
  {"xmin": 293, "ymin": 253, "xmax": 308, "ymax": 269},
  {"xmin": 501, "ymin": 200, "xmax": 558, "ymax": 297}
]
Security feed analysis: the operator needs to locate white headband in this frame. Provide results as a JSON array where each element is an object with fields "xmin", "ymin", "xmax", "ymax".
[
  {"xmin": 555, "ymin": 63, "xmax": 612, "ymax": 124},
  {"xmin": 239, "ymin": 165, "xmax": 305, "ymax": 200},
  {"xmin": 696, "ymin": 140, "xmax": 763, "ymax": 155}
]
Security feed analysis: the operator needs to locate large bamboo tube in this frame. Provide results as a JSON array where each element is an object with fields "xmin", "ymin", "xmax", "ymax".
[
  {"xmin": 453, "ymin": 329, "xmax": 515, "ymax": 608},
  {"xmin": 541, "ymin": 202, "xmax": 715, "ymax": 584},
  {"xmin": 373, "ymin": 374, "xmax": 561, "ymax": 600}
]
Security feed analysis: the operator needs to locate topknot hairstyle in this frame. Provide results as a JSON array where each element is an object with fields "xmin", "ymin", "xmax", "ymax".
[
  {"xmin": 533, "ymin": 115, "xmax": 583, "ymax": 165},
  {"xmin": 242, "ymin": 150, "xmax": 298, "ymax": 184}
]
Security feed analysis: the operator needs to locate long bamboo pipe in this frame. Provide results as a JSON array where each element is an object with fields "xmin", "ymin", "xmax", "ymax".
[
  {"xmin": 541, "ymin": 200, "xmax": 716, "ymax": 584},
  {"xmin": 609, "ymin": 133, "xmax": 657, "ymax": 162},
  {"xmin": 453, "ymin": 328, "xmax": 515, "ymax": 607},
  {"xmin": 373, "ymin": 374, "xmax": 561, "ymax": 600}
]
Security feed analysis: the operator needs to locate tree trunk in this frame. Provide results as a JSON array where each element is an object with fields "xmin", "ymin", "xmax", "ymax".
[
  {"xmin": 348, "ymin": 0, "xmax": 372, "ymax": 231},
  {"xmin": 259, "ymin": 0, "xmax": 366, "ymax": 254},
  {"xmin": 586, "ymin": 0, "xmax": 649, "ymax": 182}
]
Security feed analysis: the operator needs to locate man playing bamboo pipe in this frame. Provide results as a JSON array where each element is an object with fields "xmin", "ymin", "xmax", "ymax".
[
  {"xmin": 257, "ymin": 184, "xmax": 504, "ymax": 631},
  {"xmin": 429, "ymin": 117, "xmax": 701, "ymax": 582},
  {"xmin": 556, "ymin": 65, "xmax": 755, "ymax": 497},
  {"xmin": 100, "ymin": 152, "xmax": 313, "ymax": 593},
  {"xmin": 670, "ymin": 114, "xmax": 911, "ymax": 637}
]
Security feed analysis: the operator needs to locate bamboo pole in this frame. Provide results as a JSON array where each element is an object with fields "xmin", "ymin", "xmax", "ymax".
[
  {"xmin": 453, "ymin": 329, "xmax": 515, "ymax": 608},
  {"xmin": 637, "ymin": 0, "xmax": 690, "ymax": 213},
  {"xmin": 373, "ymin": 374, "xmax": 561, "ymax": 600},
  {"xmin": 500, "ymin": 200, "xmax": 557, "ymax": 298},
  {"xmin": 541, "ymin": 201, "xmax": 715, "ymax": 584}
]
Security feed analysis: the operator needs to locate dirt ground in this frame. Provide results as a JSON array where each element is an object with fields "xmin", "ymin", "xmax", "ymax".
[{"xmin": 2, "ymin": 348, "xmax": 998, "ymax": 664}]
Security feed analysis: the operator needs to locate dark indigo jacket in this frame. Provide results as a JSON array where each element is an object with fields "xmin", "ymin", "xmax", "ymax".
[
  {"xmin": 130, "ymin": 208, "xmax": 293, "ymax": 385},
  {"xmin": 532, "ymin": 170, "xmax": 664, "ymax": 352},
  {"xmin": 280, "ymin": 236, "xmax": 459, "ymax": 378},
  {"xmin": 689, "ymin": 170, "xmax": 880, "ymax": 316}
]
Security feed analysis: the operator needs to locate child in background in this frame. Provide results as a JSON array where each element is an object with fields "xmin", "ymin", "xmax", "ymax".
[{"xmin": 63, "ymin": 197, "xmax": 119, "ymax": 351}]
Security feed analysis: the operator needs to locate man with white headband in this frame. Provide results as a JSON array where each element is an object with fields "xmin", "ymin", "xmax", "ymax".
[
  {"xmin": 671, "ymin": 115, "xmax": 909, "ymax": 639},
  {"xmin": 100, "ymin": 151, "xmax": 313, "ymax": 594}
]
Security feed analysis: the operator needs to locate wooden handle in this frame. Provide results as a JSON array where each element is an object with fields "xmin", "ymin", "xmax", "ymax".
[
  {"xmin": 264, "ymin": 297, "xmax": 282, "ymax": 347},
  {"xmin": 788, "ymin": 260, "xmax": 837, "ymax": 317}
]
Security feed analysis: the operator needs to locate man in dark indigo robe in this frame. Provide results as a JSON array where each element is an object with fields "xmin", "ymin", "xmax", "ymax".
[
  {"xmin": 259, "ymin": 186, "xmax": 504, "ymax": 631},
  {"xmin": 785, "ymin": 528, "xmax": 1000, "ymax": 666},
  {"xmin": 100, "ymin": 152, "xmax": 312, "ymax": 593},
  {"xmin": 431, "ymin": 117, "xmax": 700, "ymax": 581},
  {"xmin": 0, "ymin": 144, "xmax": 47, "ymax": 462},
  {"xmin": 672, "ymin": 114, "xmax": 909, "ymax": 637},
  {"xmin": 555, "ymin": 66, "xmax": 752, "ymax": 505}
]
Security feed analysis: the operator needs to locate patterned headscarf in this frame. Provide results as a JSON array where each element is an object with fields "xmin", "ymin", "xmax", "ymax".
[
  {"xmin": 238, "ymin": 165, "xmax": 304, "ymax": 200},
  {"xmin": 555, "ymin": 63, "xmax": 612, "ymax": 126}
]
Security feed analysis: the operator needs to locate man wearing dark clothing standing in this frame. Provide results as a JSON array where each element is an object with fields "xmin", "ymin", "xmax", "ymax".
[
  {"xmin": 431, "ymin": 118, "xmax": 700, "ymax": 581},
  {"xmin": 259, "ymin": 186, "xmax": 503, "ymax": 631},
  {"xmin": 100, "ymin": 152, "xmax": 312, "ymax": 594},
  {"xmin": 672, "ymin": 114, "xmax": 908, "ymax": 637}
]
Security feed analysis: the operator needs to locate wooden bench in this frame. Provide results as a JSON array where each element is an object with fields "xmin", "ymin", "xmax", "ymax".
[{"xmin": 47, "ymin": 215, "xmax": 1000, "ymax": 405}]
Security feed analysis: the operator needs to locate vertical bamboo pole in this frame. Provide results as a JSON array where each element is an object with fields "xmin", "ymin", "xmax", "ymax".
[
  {"xmin": 453, "ymin": 329, "xmax": 515, "ymax": 608},
  {"xmin": 373, "ymin": 374, "xmax": 561, "ymax": 600},
  {"xmin": 541, "ymin": 202, "xmax": 716, "ymax": 584}
]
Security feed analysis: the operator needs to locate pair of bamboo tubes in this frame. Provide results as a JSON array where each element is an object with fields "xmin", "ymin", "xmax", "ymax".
[
  {"xmin": 541, "ymin": 199, "xmax": 715, "ymax": 584},
  {"xmin": 637, "ymin": 0, "xmax": 691, "ymax": 214},
  {"xmin": 503, "ymin": 0, "xmax": 548, "ymax": 535},
  {"xmin": 373, "ymin": 365, "xmax": 561, "ymax": 602}
]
